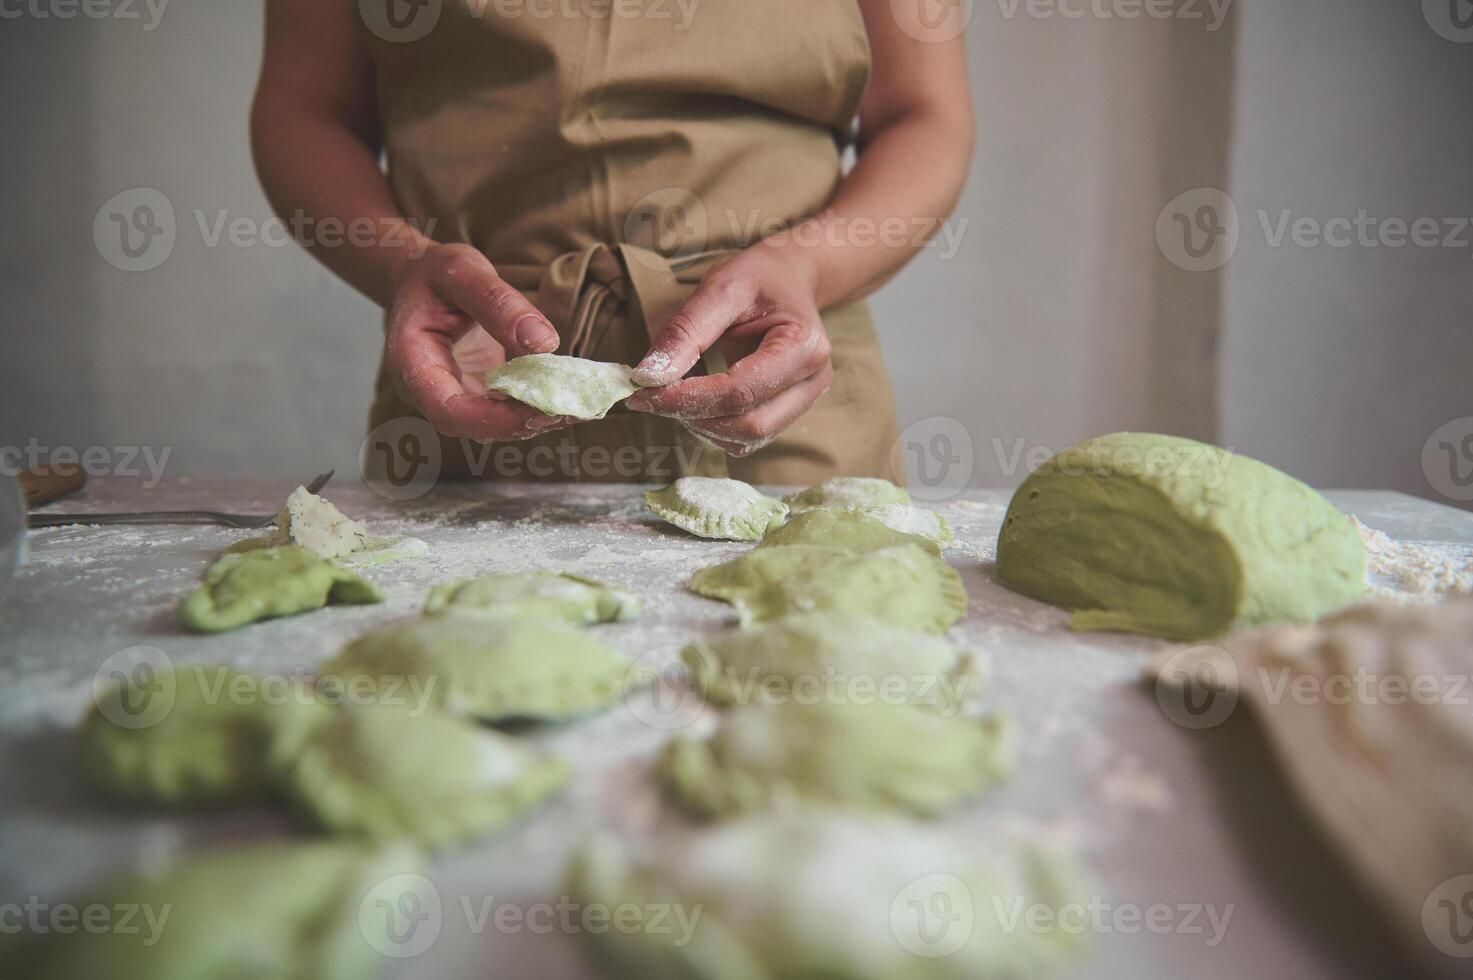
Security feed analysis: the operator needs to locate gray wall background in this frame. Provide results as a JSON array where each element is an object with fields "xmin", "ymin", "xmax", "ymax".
[{"xmin": 1, "ymin": 0, "xmax": 1469, "ymax": 506}]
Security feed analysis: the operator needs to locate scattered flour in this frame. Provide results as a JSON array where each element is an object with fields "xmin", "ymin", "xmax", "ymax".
[{"xmin": 1353, "ymin": 517, "xmax": 1473, "ymax": 602}]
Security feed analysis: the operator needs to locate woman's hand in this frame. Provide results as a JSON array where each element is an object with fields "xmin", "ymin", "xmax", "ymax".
[
  {"xmin": 626, "ymin": 246, "xmax": 834, "ymax": 457},
  {"xmin": 384, "ymin": 244, "xmax": 574, "ymax": 442}
]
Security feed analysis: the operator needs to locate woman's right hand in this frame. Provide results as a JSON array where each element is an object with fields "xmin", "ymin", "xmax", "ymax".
[{"xmin": 384, "ymin": 243, "xmax": 574, "ymax": 442}]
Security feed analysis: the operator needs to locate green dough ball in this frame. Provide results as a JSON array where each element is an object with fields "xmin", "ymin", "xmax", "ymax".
[
  {"xmin": 485, "ymin": 353, "xmax": 640, "ymax": 420},
  {"xmin": 682, "ymin": 611, "xmax": 978, "ymax": 713},
  {"xmin": 646, "ymin": 478, "xmax": 789, "ymax": 541},
  {"xmin": 4, "ymin": 841, "xmax": 423, "ymax": 980},
  {"xmin": 658, "ymin": 700, "xmax": 1013, "ymax": 819},
  {"xmin": 565, "ymin": 813, "xmax": 1088, "ymax": 980},
  {"xmin": 278, "ymin": 702, "xmax": 569, "ymax": 849},
  {"xmin": 996, "ymin": 433, "xmax": 1367, "ymax": 640},
  {"xmin": 689, "ymin": 544, "xmax": 967, "ymax": 634},
  {"xmin": 424, "ymin": 571, "xmax": 640, "ymax": 624},
  {"xmin": 179, "ymin": 545, "xmax": 384, "ymax": 634},
  {"xmin": 78, "ymin": 666, "xmax": 329, "ymax": 806},
  {"xmin": 783, "ymin": 476, "xmax": 911, "ymax": 511},
  {"xmin": 319, "ymin": 616, "xmax": 631, "ymax": 723},
  {"xmin": 760, "ymin": 508, "xmax": 940, "ymax": 555}
]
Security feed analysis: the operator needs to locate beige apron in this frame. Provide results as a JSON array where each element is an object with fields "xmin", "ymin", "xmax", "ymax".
[{"xmin": 361, "ymin": 0, "xmax": 903, "ymax": 484}]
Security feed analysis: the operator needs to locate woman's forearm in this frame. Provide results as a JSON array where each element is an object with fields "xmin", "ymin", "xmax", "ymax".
[
  {"xmin": 251, "ymin": 0, "xmax": 427, "ymax": 310},
  {"xmin": 753, "ymin": 0, "xmax": 973, "ymax": 311},
  {"xmin": 758, "ymin": 106, "xmax": 974, "ymax": 310}
]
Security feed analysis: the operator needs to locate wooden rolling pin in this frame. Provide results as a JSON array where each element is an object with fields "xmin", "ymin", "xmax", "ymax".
[{"xmin": 18, "ymin": 466, "xmax": 87, "ymax": 509}]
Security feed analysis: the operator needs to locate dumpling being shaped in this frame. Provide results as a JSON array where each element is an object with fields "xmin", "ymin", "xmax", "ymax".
[{"xmin": 485, "ymin": 353, "xmax": 640, "ymax": 421}]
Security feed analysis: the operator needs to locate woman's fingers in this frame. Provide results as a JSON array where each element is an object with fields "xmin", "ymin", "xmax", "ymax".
[
  {"xmin": 386, "ymin": 278, "xmax": 570, "ymax": 442},
  {"xmin": 681, "ymin": 361, "xmax": 835, "ymax": 457},
  {"xmin": 629, "ymin": 318, "xmax": 830, "ymax": 420},
  {"xmin": 630, "ymin": 272, "xmax": 753, "ymax": 387},
  {"xmin": 428, "ymin": 245, "xmax": 560, "ymax": 357}
]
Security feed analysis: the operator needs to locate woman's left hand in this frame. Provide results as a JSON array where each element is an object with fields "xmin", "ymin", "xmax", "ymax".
[{"xmin": 626, "ymin": 246, "xmax": 834, "ymax": 457}]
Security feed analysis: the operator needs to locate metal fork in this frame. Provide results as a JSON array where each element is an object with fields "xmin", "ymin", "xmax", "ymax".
[{"xmin": 27, "ymin": 472, "xmax": 334, "ymax": 529}]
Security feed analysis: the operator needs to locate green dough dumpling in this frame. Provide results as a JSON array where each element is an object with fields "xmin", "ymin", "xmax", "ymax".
[
  {"xmin": 320, "ymin": 616, "xmax": 630, "ymax": 722},
  {"xmin": 424, "ymin": 571, "xmax": 640, "ymax": 624},
  {"xmin": 682, "ymin": 611, "xmax": 978, "ymax": 713},
  {"xmin": 689, "ymin": 544, "xmax": 967, "ymax": 634},
  {"xmin": 862, "ymin": 503, "xmax": 954, "ymax": 547},
  {"xmin": 646, "ymin": 477, "xmax": 789, "ymax": 541},
  {"xmin": 996, "ymin": 433, "xmax": 1367, "ymax": 640},
  {"xmin": 566, "ymin": 813, "xmax": 1087, "ymax": 980},
  {"xmin": 760, "ymin": 508, "xmax": 940, "ymax": 555},
  {"xmin": 3, "ymin": 842, "xmax": 423, "ymax": 980},
  {"xmin": 658, "ymin": 700, "xmax": 1013, "ymax": 819},
  {"xmin": 278, "ymin": 702, "xmax": 568, "ymax": 849},
  {"xmin": 485, "ymin": 353, "xmax": 640, "ymax": 420},
  {"xmin": 179, "ymin": 545, "xmax": 384, "ymax": 633},
  {"xmin": 78, "ymin": 666, "xmax": 327, "ymax": 806},
  {"xmin": 783, "ymin": 476, "xmax": 911, "ymax": 511}
]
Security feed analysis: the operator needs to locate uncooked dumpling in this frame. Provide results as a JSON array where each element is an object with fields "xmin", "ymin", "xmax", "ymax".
[
  {"xmin": 179, "ymin": 546, "xmax": 384, "ymax": 633},
  {"xmin": 278, "ymin": 702, "xmax": 568, "ymax": 850},
  {"xmin": 689, "ymin": 544, "xmax": 967, "ymax": 634},
  {"xmin": 863, "ymin": 503, "xmax": 954, "ymax": 547},
  {"xmin": 646, "ymin": 477, "xmax": 789, "ymax": 541},
  {"xmin": 658, "ymin": 700, "xmax": 1013, "ymax": 819},
  {"xmin": 226, "ymin": 487, "xmax": 429, "ymax": 567},
  {"xmin": 485, "ymin": 353, "xmax": 641, "ymax": 420},
  {"xmin": 318, "ymin": 617, "xmax": 631, "ymax": 722},
  {"xmin": 424, "ymin": 571, "xmax": 640, "ymax": 624},
  {"xmin": 682, "ymin": 611, "xmax": 978, "ymax": 713},
  {"xmin": 78, "ymin": 667, "xmax": 326, "ymax": 806},
  {"xmin": 997, "ymin": 432, "xmax": 1367, "ymax": 640},
  {"xmin": 566, "ymin": 813, "xmax": 1087, "ymax": 980},
  {"xmin": 759, "ymin": 508, "xmax": 939, "ymax": 555},
  {"xmin": 3, "ymin": 842, "xmax": 424, "ymax": 980},
  {"xmin": 783, "ymin": 476, "xmax": 911, "ymax": 511}
]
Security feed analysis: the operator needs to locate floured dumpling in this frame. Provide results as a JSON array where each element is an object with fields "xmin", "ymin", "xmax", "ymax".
[
  {"xmin": 783, "ymin": 476, "xmax": 911, "ymax": 512},
  {"xmin": 646, "ymin": 477, "xmax": 789, "ymax": 541},
  {"xmin": 319, "ymin": 616, "xmax": 630, "ymax": 722},
  {"xmin": 178, "ymin": 546, "xmax": 384, "ymax": 633},
  {"xmin": 689, "ymin": 544, "xmax": 967, "ymax": 634},
  {"xmin": 277, "ymin": 702, "xmax": 568, "ymax": 850},
  {"xmin": 760, "ymin": 508, "xmax": 939, "ymax": 555},
  {"xmin": 566, "ymin": 813, "xmax": 1088, "ymax": 980},
  {"xmin": 79, "ymin": 666, "xmax": 326, "ymax": 806},
  {"xmin": 658, "ymin": 700, "xmax": 1014, "ymax": 819},
  {"xmin": 485, "ymin": 353, "xmax": 641, "ymax": 420},
  {"xmin": 863, "ymin": 503, "xmax": 954, "ymax": 547},
  {"xmin": 424, "ymin": 571, "xmax": 640, "ymax": 624},
  {"xmin": 3, "ymin": 842, "xmax": 424, "ymax": 980},
  {"xmin": 682, "ymin": 611, "xmax": 978, "ymax": 713}
]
